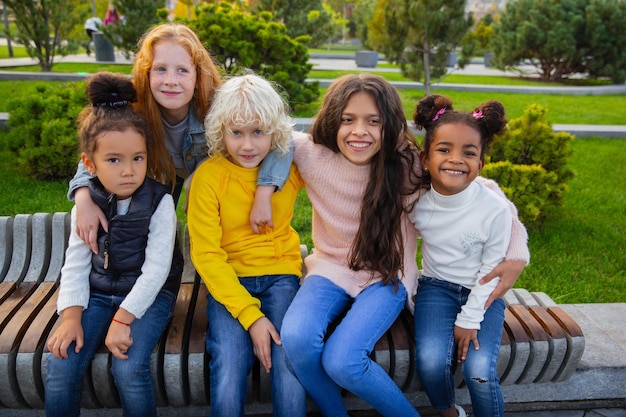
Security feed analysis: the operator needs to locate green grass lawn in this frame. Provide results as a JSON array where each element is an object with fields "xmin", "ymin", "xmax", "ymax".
[{"xmin": 0, "ymin": 137, "xmax": 624, "ymax": 304}]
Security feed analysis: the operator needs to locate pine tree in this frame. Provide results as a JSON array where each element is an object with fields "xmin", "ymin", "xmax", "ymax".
[{"xmin": 368, "ymin": 0, "xmax": 472, "ymax": 95}]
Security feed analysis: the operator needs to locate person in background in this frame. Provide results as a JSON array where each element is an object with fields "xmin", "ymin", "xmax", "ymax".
[
  {"xmin": 411, "ymin": 94, "xmax": 530, "ymax": 417},
  {"xmin": 45, "ymin": 72, "xmax": 182, "ymax": 417},
  {"xmin": 103, "ymin": 2, "xmax": 120, "ymax": 26},
  {"xmin": 187, "ymin": 73, "xmax": 306, "ymax": 417},
  {"xmin": 83, "ymin": 15, "xmax": 102, "ymax": 57},
  {"xmin": 68, "ymin": 23, "xmax": 292, "ymax": 253}
]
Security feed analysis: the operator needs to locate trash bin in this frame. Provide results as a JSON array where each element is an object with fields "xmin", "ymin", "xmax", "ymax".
[
  {"xmin": 93, "ymin": 31, "xmax": 115, "ymax": 62},
  {"xmin": 355, "ymin": 50, "xmax": 378, "ymax": 68},
  {"xmin": 446, "ymin": 52, "xmax": 458, "ymax": 68}
]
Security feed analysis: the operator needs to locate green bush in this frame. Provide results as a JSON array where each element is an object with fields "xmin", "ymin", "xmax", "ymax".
[
  {"xmin": 189, "ymin": 2, "xmax": 319, "ymax": 111},
  {"xmin": 5, "ymin": 82, "xmax": 86, "ymax": 181},
  {"xmin": 483, "ymin": 104, "xmax": 574, "ymax": 225},
  {"xmin": 481, "ymin": 161, "xmax": 562, "ymax": 225}
]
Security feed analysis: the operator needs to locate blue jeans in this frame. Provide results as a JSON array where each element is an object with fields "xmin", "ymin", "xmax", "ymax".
[
  {"xmin": 45, "ymin": 289, "xmax": 176, "ymax": 417},
  {"xmin": 205, "ymin": 274, "xmax": 305, "ymax": 417},
  {"xmin": 281, "ymin": 275, "xmax": 419, "ymax": 417},
  {"xmin": 414, "ymin": 277, "xmax": 505, "ymax": 417}
]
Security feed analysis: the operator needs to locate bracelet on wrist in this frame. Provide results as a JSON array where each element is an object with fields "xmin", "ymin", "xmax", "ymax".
[{"xmin": 112, "ymin": 317, "xmax": 130, "ymax": 327}]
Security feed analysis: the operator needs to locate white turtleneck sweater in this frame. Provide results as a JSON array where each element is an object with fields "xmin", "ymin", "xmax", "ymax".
[{"xmin": 409, "ymin": 180, "xmax": 512, "ymax": 329}]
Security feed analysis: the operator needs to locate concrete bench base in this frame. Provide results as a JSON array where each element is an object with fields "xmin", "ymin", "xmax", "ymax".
[{"xmin": 0, "ymin": 213, "xmax": 599, "ymax": 415}]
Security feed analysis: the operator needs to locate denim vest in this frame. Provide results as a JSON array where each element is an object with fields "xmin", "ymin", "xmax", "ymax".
[{"xmin": 180, "ymin": 110, "xmax": 209, "ymax": 175}]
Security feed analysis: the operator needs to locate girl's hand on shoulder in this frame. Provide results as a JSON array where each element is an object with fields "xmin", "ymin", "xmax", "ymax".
[
  {"xmin": 46, "ymin": 307, "xmax": 84, "ymax": 359},
  {"xmin": 249, "ymin": 317, "xmax": 280, "ymax": 373},
  {"xmin": 105, "ymin": 319, "xmax": 133, "ymax": 360},
  {"xmin": 453, "ymin": 325, "xmax": 479, "ymax": 363},
  {"xmin": 75, "ymin": 187, "xmax": 108, "ymax": 253}
]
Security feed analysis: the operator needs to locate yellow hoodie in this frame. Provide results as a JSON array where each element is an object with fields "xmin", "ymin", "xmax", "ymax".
[{"xmin": 188, "ymin": 156, "xmax": 303, "ymax": 330}]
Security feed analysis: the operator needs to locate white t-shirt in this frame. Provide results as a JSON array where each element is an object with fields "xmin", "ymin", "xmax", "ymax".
[{"xmin": 85, "ymin": 17, "xmax": 102, "ymax": 32}]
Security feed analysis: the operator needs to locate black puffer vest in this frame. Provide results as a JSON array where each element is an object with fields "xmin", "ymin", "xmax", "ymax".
[{"xmin": 88, "ymin": 177, "xmax": 182, "ymax": 297}]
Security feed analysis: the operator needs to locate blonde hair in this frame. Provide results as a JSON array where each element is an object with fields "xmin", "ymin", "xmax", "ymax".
[
  {"xmin": 132, "ymin": 23, "xmax": 223, "ymax": 184},
  {"xmin": 204, "ymin": 73, "xmax": 293, "ymax": 158}
]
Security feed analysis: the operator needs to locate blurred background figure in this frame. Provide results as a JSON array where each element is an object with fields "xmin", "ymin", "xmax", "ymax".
[{"xmin": 83, "ymin": 15, "xmax": 102, "ymax": 56}]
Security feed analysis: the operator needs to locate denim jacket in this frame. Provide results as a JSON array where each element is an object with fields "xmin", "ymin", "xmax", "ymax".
[{"xmin": 68, "ymin": 109, "xmax": 293, "ymax": 200}]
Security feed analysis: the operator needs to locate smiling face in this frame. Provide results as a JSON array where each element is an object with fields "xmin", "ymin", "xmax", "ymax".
[
  {"xmin": 423, "ymin": 122, "xmax": 484, "ymax": 196},
  {"xmin": 223, "ymin": 120, "xmax": 273, "ymax": 169},
  {"xmin": 335, "ymin": 91, "xmax": 382, "ymax": 166},
  {"xmin": 149, "ymin": 40, "xmax": 197, "ymax": 125},
  {"xmin": 82, "ymin": 128, "xmax": 147, "ymax": 200}
]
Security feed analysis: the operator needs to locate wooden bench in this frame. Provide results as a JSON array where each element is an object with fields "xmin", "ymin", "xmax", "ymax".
[{"xmin": 0, "ymin": 212, "xmax": 585, "ymax": 412}]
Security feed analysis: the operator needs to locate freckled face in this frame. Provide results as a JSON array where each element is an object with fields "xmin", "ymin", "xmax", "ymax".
[
  {"xmin": 336, "ymin": 91, "xmax": 382, "ymax": 166},
  {"xmin": 82, "ymin": 128, "xmax": 147, "ymax": 200},
  {"xmin": 149, "ymin": 40, "xmax": 197, "ymax": 125},
  {"xmin": 424, "ymin": 123, "xmax": 484, "ymax": 196}
]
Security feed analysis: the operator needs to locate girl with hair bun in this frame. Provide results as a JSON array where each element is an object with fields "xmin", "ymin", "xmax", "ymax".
[
  {"xmin": 410, "ymin": 95, "xmax": 529, "ymax": 417},
  {"xmin": 45, "ymin": 72, "xmax": 182, "ymax": 417}
]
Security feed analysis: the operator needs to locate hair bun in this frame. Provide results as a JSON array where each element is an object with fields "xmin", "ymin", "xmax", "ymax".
[{"xmin": 87, "ymin": 72, "xmax": 136, "ymax": 109}]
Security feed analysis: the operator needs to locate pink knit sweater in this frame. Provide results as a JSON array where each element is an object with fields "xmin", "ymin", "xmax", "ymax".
[{"xmin": 293, "ymin": 132, "xmax": 420, "ymax": 308}]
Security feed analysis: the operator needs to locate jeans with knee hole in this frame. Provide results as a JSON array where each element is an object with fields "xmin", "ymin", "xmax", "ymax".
[
  {"xmin": 414, "ymin": 277, "xmax": 505, "ymax": 417},
  {"xmin": 45, "ymin": 289, "xmax": 176, "ymax": 417}
]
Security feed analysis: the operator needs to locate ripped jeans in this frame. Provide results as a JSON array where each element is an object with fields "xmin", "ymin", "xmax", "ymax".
[{"xmin": 414, "ymin": 277, "xmax": 505, "ymax": 417}]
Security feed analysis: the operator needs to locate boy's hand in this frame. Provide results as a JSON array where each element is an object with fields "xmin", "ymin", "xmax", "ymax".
[
  {"xmin": 249, "ymin": 317, "xmax": 281, "ymax": 373},
  {"xmin": 250, "ymin": 185, "xmax": 274, "ymax": 233},
  {"xmin": 454, "ymin": 325, "xmax": 479, "ymax": 363},
  {"xmin": 46, "ymin": 306, "xmax": 84, "ymax": 359}
]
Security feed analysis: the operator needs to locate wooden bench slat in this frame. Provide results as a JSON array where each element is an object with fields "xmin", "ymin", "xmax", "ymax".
[
  {"xmin": 0, "ymin": 215, "xmax": 33, "ymax": 305},
  {"xmin": 528, "ymin": 305, "xmax": 568, "ymax": 382},
  {"xmin": 21, "ymin": 213, "xmax": 52, "ymax": 284},
  {"xmin": 16, "ymin": 287, "xmax": 60, "ymax": 408},
  {"xmin": 507, "ymin": 304, "xmax": 550, "ymax": 384},
  {"xmin": 0, "ymin": 216, "xmax": 14, "ymax": 281},
  {"xmin": 3, "ymin": 214, "xmax": 33, "ymax": 285},
  {"xmin": 188, "ymin": 281, "xmax": 209, "ymax": 406},
  {"xmin": 162, "ymin": 281, "xmax": 197, "ymax": 407},
  {"xmin": 0, "ymin": 282, "xmax": 57, "ymax": 408},
  {"xmin": 41, "ymin": 213, "xmax": 70, "ymax": 284},
  {"xmin": 500, "ymin": 308, "xmax": 530, "ymax": 385},
  {"xmin": 546, "ymin": 306, "xmax": 585, "ymax": 381}
]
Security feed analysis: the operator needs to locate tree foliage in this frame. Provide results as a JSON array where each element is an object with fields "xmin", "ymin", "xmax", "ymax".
[
  {"xmin": 101, "ymin": 0, "xmax": 164, "ymax": 58},
  {"xmin": 352, "ymin": 0, "xmax": 377, "ymax": 49},
  {"xmin": 492, "ymin": 0, "xmax": 626, "ymax": 83},
  {"xmin": 2, "ymin": 0, "xmax": 86, "ymax": 71},
  {"xmin": 189, "ymin": 2, "xmax": 319, "ymax": 110},
  {"xmin": 254, "ymin": 0, "xmax": 322, "ymax": 39},
  {"xmin": 583, "ymin": 0, "xmax": 626, "ymax": 83},
  {"xmin": 367, "ymin": 0, "xmax": 472, "ymax": 95},
  {"xmin": 306, "ymin": 3, "xmax": 347, "ymax": 49}
]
